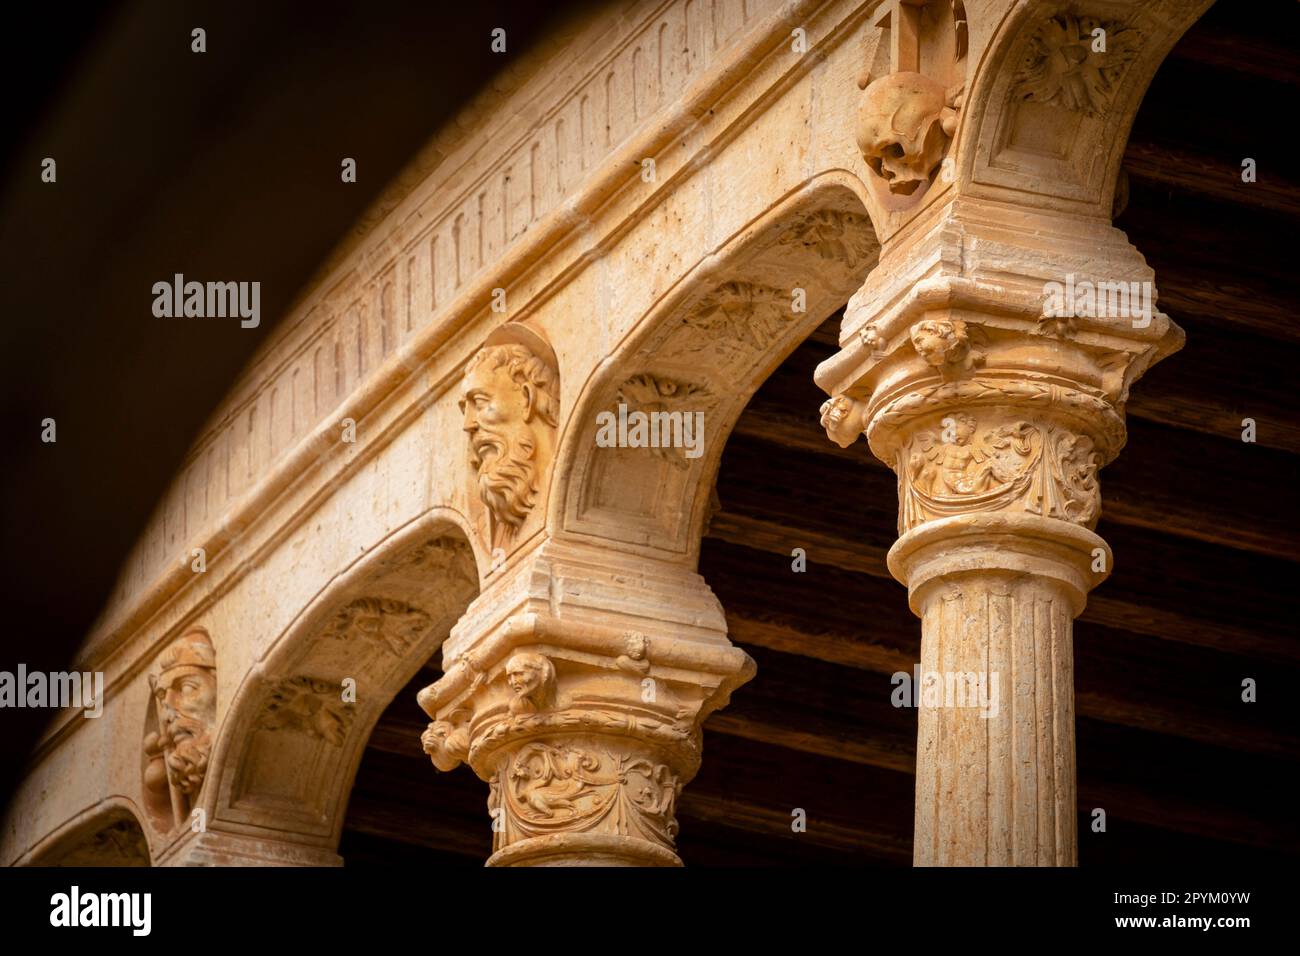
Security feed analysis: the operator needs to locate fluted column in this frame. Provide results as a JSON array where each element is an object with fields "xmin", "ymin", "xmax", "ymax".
[
  {"xmin": 816, "ymin": 196, "xmax": 1180, "ymax": 865},
  {"xmin": 416, "ymin": 539, "xmax": 753, "ymax": 867}
]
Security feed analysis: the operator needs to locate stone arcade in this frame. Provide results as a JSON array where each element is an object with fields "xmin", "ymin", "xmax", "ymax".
[{"xmin": 4, "ymin": 0, "xmax": 1219, "ymax": 867}]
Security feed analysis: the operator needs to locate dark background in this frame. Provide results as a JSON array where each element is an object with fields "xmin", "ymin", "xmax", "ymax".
[{"xmin": 0, "ymin": 0, "xmax": 591, "ymax": 809}]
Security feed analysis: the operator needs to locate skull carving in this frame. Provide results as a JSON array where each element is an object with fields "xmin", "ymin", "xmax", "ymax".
[{"xmin": 855, "ymin": 72, "xmax": 956, "ymax": 201}]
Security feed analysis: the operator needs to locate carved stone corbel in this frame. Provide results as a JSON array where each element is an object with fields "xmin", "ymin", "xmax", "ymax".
[{"xmin": 855, "ymin": 0, "xmax": 968, "ymax": 214}]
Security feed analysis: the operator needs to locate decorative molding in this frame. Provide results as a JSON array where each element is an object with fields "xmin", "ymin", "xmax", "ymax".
[{"xmin": 864, "ymin": 377, "xmax": 1126, "ymax": 461}]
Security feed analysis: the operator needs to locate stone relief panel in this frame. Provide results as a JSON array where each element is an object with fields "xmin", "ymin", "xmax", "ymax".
[
  {"xmin": 255, "ymin": 676, "xmax": 355, "ymax": 746},
  {"xmin": 142, "ymin": 627, "xmax": 217, "ymax": 832},
  {"xmin": 897, "ymin": 412, "xmax": 1101, "ymax": 532},
  {"xmin": 1014, "ymin": 14, "xmax": 1141, "ymax": 117},
  {"xmin": 321, "ymin": 597, "xmax": 432, "ymax": 659},
  {"xmin": 487, "ymin": 740, "xmax": 681, "ymax": 852}
]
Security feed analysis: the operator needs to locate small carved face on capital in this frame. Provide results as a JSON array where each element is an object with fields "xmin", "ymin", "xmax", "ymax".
[
  {"xmin": 505, "ymin": 652, "xmax": 556, "ymax": 715},
  {"xmin": 856, "ymin": 72, "xmax": 955, "ymax": 201},
  {"xmin": 819, "ymin": 395, "xmax": 867, "ymax": 449},
  {"xmin": 911, "ymin": 319, "xmax": 975, "ymax": 376},
  {"xmin": 421, "ymin": 719, "xmax": 469, "ymax": 772}
]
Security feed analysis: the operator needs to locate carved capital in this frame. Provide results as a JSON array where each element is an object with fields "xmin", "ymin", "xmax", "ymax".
[
  {"xmin": 414, "ymin": 539, "xmax": 753, "ymax": 865},
  {"xmin": 815, "ymin": 199, "xmax": 1180, "ymax": 537}
]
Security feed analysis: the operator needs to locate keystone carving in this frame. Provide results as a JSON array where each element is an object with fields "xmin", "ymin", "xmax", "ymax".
[{"xmin": 460, "ymin": 324, "xmax": 560, "ymax": 553}]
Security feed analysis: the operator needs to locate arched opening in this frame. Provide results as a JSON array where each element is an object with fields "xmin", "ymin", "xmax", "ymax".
[
  {"xmin": 196, "ymin": 516, "xmax": 481, "ymax": 865},
  {"xmin": 23, "ymin": 804, "xmax": 150, "ymax": 867}
]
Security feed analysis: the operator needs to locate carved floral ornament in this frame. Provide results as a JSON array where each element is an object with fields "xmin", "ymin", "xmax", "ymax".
[
  {"xmin": 1015, "ymin": 14, "xmax": 1141, "ymax": 117},
  {"xmin": 321, "ymin": 597, "xmax": 431, "ymax": 657},
  {"xmin": 488, "ymin": 741, "xmax": 681, "ymax": 852}
]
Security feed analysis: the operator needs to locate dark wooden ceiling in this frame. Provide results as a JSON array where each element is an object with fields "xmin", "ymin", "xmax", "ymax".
[{"xmin": 341, "ymin": 1, "xmax": 1300, "ymax": 867}]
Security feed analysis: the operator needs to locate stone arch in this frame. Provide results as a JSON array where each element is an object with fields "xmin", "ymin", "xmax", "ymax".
[
  {"xmin": 18, "ymin": 798, "xmax": 151, "ymax": 867},
  {"xmin": 553, "ymin": 172, "xmax": 879, "ymax": 565},
  {"xmin": 187, "ymin": 508, "xmax": 480, "ymax": 864},
  {"xmin": 957, "ymin": 0, "xmax": 1214, "ymax": 217}
]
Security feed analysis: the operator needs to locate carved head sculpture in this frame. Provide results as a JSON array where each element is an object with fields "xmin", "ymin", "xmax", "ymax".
[
  {"xmin": 421, "ymin": 718, "xmax": 470, "ymax": 772},
  {"xmin": 460, "ymin": 325, "xmax": 560, "ymax": 551},
  {"xmin": 950, "ymin": 412, "xmax": 977, "ymax": 445},
  {"xmin": 505, "ymin": 651, "xmax": 557, "ymax": 716},
  {"xmin": 856, "ymin": 72, "xmax": 956, "ymax": 200},
  {"xmin": 144, "ymin": 629, "xmax": 217, "ymax": 798},
  {"xmin": 911, "ymin": 318, "xmax": 974, "ymax": 375},
  {"xmin": 819, "ymin": 395, "xmax": 867, "ymax": 449}
]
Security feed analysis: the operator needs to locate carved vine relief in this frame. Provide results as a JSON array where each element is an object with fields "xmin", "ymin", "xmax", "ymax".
[
  {"xmin": 487, "ymin": 741, "xmax": 681, "ymax": 851},
  {"xmin": 898, "ymin": 413, "xmax": 1100, "ymax": 532}
]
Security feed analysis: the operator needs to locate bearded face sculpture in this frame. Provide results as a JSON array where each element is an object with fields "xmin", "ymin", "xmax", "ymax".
[
  {"xmin": 144, "ymin": 630, "xmax": 217, "ymax": 809},
  {"xmin": 505, "ymin": 651, "xmax": 556, "ymax": 716},
  {"xmin": 856, "ymin": 72, "xmax": 957, "ymax": 203},
  {"xmin": 460, "ymin": 327, "xmax": 560, "ymax": 552}
]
